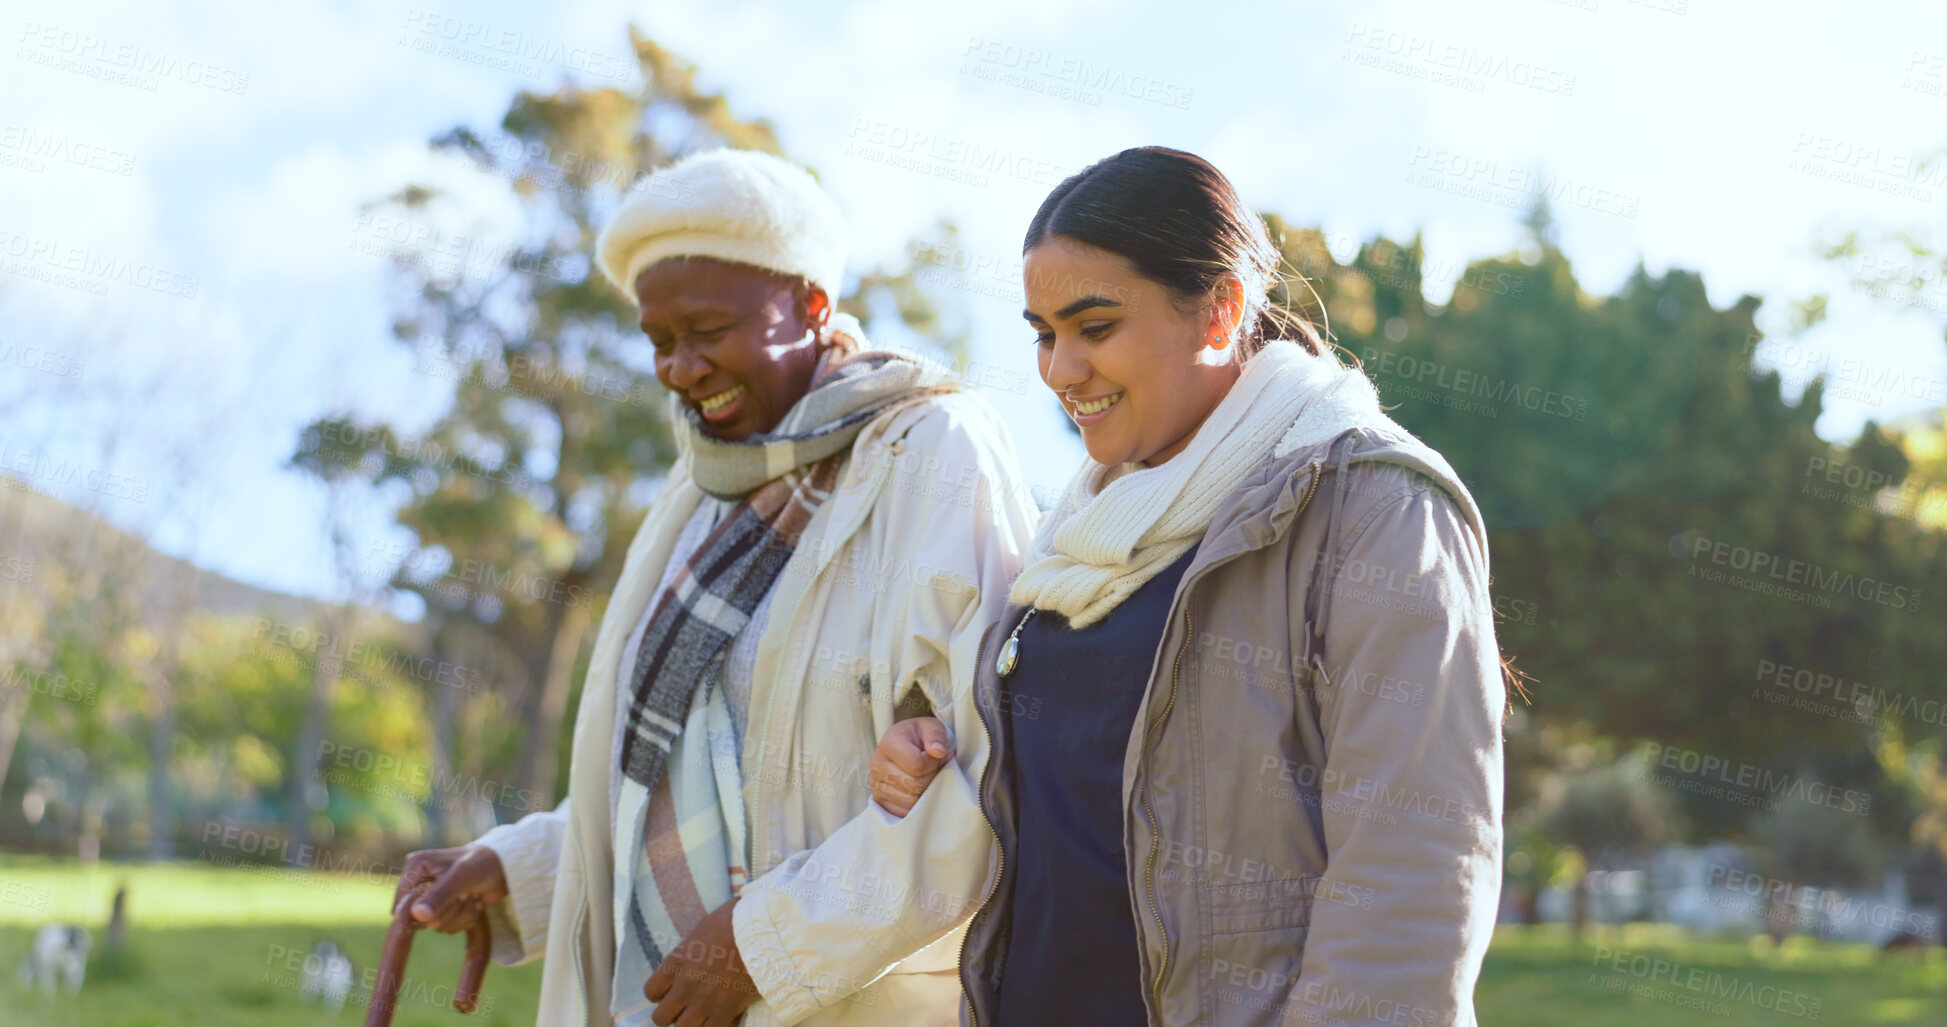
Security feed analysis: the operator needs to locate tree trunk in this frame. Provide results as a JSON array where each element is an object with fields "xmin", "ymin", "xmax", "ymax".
[
  {"xmin": 1571, "ymin": 871, "xmax": 1590, "ymax": 941},
  {"xmin": 425, "ymin": 629, "xmax": 461, "ymax": 847},
  {"xmin": 520, "ymin": 601, "xmax": 590, "ymax": 809},
  {"xmin": 1766, "ymin": 885, "xmax": 1796, "ymax": 945},
  {"xmin": 289, "ymin": 610, "xmax": 346, "ymax": 856},
  {"xmin": 106, "ymin": 885, "xmax": 128, "ymax": 954},
  {"xmin": 0, "ymin": 539, "xmax": 35, "ymax": 794},
  {"xmin": 1517, "ymin": 885, "xmax": 1540, "ymax": 926},
  {"xmin": 144, "ymin": 662, "xmax": 176, "ymax": 858},
  {"xmin": 0, "ymin": 681, "xmax": 27, "ymax": 800}
]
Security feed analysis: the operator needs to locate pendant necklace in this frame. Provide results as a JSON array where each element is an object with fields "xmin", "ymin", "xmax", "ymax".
[{"xmin": 995, "ymin": 607, "xmax": 1039, "ymax": 677}]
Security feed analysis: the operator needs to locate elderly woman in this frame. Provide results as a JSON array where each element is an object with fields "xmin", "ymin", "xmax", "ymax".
[{"xmin": 394, "ymin": 149, "xmax": 1039, "ymax": 1027}]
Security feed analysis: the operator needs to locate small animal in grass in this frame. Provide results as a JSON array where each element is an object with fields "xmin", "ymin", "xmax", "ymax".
[
  {"xmin": 16, "ymin": 923, "xmax": 91, "ymax": 996},
  {"xmin": 1880, "ymin": 931, "xmax": 1930, "ymax": 958},
  {"xmin": 300, "ymin": 939, "xmax": 356, "ymax": 1011}
]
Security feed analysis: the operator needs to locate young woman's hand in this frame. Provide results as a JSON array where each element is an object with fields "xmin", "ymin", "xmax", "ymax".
[{"xmin": 868, "ymin": 716, "xmax": 952, "ymax": 818}]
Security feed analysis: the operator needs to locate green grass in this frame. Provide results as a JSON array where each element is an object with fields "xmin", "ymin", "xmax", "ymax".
[
  {"xmin": 1481, "ymin": 923, "xmax": 1947, "ymax": 1025},
  {"xmin": 1, "ymin": 855, "xmax": 543, "ymax": 1026},
  {"xmin": 4, "ymin": 857, "xmax": 1945, "ymax": 1024}
]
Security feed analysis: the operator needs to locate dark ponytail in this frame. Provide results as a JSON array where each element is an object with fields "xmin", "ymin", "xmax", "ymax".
[{"xmin": 1023, "ymin": 146, "xmax": 1326, "ymax": 358}]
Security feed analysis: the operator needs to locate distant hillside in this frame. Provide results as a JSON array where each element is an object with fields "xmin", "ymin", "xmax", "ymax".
[{"xmin": 0, "ymin": 481, "xmax": 352, "ymax": 628}]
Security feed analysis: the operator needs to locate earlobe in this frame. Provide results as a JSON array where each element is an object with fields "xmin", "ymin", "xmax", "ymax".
[{"xmin": 804, "ymin": 285, "xmax": 832, "ymax": 323}]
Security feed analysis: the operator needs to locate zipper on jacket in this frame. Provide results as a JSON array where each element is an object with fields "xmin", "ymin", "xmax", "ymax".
[
  {"xmin": 1139, "ymin": 604, "xmax": 1192, "ymax": 1018},
  {"xmin": 1138, "ymin": 458, "xmax": 1322, "ymax": 1020},
  {"xmin": 958, "ymin": 625, "xmax": 1005, "ymax": 1027}
]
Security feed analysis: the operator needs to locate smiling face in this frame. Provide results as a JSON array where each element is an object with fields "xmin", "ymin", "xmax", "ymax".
[
  {"xmin": 1024, "ymin": 236, "xmax": 1242, "ymax": 467},
  {"xmin": 636, "ymin": 256, "xmax": 829, "ymax": 442}
]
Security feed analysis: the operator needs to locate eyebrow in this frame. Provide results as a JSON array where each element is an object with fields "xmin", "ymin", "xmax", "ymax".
[
  {"xmin": 639, "ymin": 307, "xmax": 741, "ymax": 332},
  {"xmin": 1023, "ymin": 295, "xmax": 1124, "ymax": 323}
]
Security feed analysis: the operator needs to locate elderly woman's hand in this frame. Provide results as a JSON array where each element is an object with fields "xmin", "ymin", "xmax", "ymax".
[
  {"xmin": 394, "ymin": 844, "xmax": 507, "ymax": 933},
  {"xmin": 868, "ymin": 716, "xmax": 952, "ymax": 818},
  {"xmin": 646, "ymin": 898, "xmax": 758, "ymax": 1026}
]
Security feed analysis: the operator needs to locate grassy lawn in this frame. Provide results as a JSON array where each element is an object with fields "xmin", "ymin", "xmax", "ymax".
[
  {"xmin": 0, "ymin": 855, "xmax": 543, "ymax": 1026},
  {"xmin": 4, "ymin": 857, "xmax": 1945, "ymax": 1024},
  {"xmin": 1481, "ymin": 923, "xmax": 1947, "ymax": 1025}
]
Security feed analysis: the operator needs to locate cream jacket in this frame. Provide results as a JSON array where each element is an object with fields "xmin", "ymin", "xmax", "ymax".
[{"xmin": 475, "ymin": 391, "xmax": 1038, "ymax": 1026}]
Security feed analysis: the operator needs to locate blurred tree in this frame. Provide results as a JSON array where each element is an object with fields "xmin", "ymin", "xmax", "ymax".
[
  {"xmin": 1268, "ymin": 211, "xmax": 1947, "ymax": 836},
  {"xmin": 1753, "ymin": 798, "xmax": 1885, "ymax": 940},
  {"xmin": 1537, "ymin": 756, "xmax": 1680, "ymax": 937},
  {"xmin": 292, "ymin": 28, "xmax": 965, "ymax": 829}
]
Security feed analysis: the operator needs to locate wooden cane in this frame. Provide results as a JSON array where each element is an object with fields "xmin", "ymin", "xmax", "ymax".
[{"xmin": 364, "ymin": 876, "xmax": 492, "ymax": 1026}]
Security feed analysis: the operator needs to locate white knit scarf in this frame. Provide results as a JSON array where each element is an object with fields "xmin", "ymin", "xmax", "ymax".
[{"xmin": 1010, "ymin": 341, "xmax": 1397, "ymax": 628}]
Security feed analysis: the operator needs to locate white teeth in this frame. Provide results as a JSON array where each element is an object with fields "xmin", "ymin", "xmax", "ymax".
[
  {"xmin": 698, "ymin": 385, "xmax": 744, "ymax": 413},
  {"xmin": 1073, "ymin": 392, "xmax": 1123, "ymax": 416}
]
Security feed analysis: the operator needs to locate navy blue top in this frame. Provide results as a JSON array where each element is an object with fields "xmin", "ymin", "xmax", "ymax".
[{"xmin": 993, "ymin": 545, "xmax": 1199, "ymax": 1027}]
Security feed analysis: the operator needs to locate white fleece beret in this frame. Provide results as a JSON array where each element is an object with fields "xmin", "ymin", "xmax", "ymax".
[{"xmin": 594, "ymin": 148, "xmax": 847, "ymax": 301}]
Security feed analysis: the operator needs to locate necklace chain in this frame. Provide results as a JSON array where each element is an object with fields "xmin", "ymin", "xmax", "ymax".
[{"xmin": 995, "ymin": 607, "xmax": 1038, "ymax": 677}]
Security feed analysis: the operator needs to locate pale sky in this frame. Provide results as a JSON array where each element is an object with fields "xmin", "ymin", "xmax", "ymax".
[{"xmin": 3, "ymin": 0, "xmax": 1945, "ymax": 602}]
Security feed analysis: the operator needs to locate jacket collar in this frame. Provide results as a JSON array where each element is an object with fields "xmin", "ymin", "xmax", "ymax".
[{"xmin": 1190, "ymin": 424, "xmax": 1490, "ymax": 578}]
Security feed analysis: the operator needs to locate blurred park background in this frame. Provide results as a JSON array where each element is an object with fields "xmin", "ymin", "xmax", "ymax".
[{"xmin": 6, "ymin": 0, "xmax": 1947, "ymax": 1023}]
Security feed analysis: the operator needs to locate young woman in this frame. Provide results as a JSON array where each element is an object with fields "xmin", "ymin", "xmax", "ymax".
[
  {"xmin": 394, "ymin": 148, "xmax": 1039, "ymax": 1027},
  {"xmin": 870, "ymin": 147, "xmax": 1506, "ymax": 1026}
]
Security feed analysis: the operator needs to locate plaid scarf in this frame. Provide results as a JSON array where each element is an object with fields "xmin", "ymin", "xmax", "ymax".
[{"xmin": 611, "ymin": 339, "xmax": 955, "ymax": 1024}]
